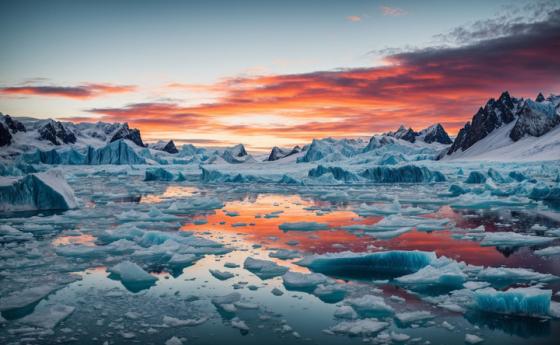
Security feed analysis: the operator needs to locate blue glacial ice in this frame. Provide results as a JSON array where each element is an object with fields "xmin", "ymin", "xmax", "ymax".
[
  {"xmin": 144, "ymin": 167, "xmax": 175, "ymax": 181},
  {"xmin": 297, "ymin": 250, "xmax": 436, "ymax": 277},
  {"xmin": 327, "ymin": 319, "xmax": 389, "ymax": 336},
  {"xmin": 360, "ymin": 165, "xmax": 446, "ymax": 183},
  {"xmin": 0, "ymin": 170, "xmax": 77, "ymax": 212},
  {"xmin": 465, "ymin": 171, "xmax": 487, "ymax": 184},
  {"xmin": 24, "ymin": 140, "xmax": 146, "ymax": 165},
  {"xmin": 474, "ymin": 287, "xmax": 552, "ymax": 317}
]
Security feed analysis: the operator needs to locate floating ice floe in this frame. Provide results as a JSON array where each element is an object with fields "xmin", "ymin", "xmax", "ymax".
[
  {"xmin": 477, "ymin": 266, "xmax": 557, "ymax": 283},
  {"xmin": 162, "ymin": 315, "xmax": 207, "ymax": 327},
  {"xmin": 334, "ymin": 305, "xmax": 358, "ymax": 319},
  {"xmin": 327, "ymin": 319, "xmax": 389, "ymax": 336},
  {"xmin": 0, "ymin": 224, "xmax": 33, "ymax": 243},
  {"xmin": 474, "ymin": 287, "xmax": 552, "ymax": 317},
  {"xmin": 282, "ymin": 271, "xmax": 332, "ymax": 290},
  {"xmin": 165, "ymin": 197, "xmax": 224, "ymax": 214},
  {"xmin": 209, "ymin": 269, "xmax": 235, "ymax": 280},
  {"xmin": 465, "ymin": 334, "xmax": 484, "ymax": 344},
  {"xmin": 107, "ymin": 261, "xmax": 157, "ymax": 291},
  {"xmin": 344, "ymin": 295, "xmax": 394, "ymax": 315},
  {"xmin": 278, "ymin": 222, "xmax": 329, "ymax": 231},
  {"xmin": 394, "ymin": 311, "xmax": 434, "ymax": 324},
  {"xmin": 0, "ymin": 285, "xmax": 64, "ymax": 313},
  {"xmin": 18, "ymin": 304, "xmax": 75, "ymax": 329},
  {"xmin": 268, "ymin": 249, "xmax": 302, "ymax": 260},
  {"xmin": 0, "ymin": 170, "xmax": 77, "ymax": 212},
  {"xmin": 480, "ymin": 232, "xmax": 554, "ymax": 247},
  {"xmin": 534, "ymin": 246, "xmax": 560, "ymax": 256},
  {"xmin": 243, "ymin": 257, "xmax": 288, "ymax": 279},
  {"xmin": 396, "ymin": 257, "xmax": 467, "ymax": 288}
]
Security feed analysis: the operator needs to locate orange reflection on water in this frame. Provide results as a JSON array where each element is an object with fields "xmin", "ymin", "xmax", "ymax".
[
  {"xmin": 182, "ymin": 194, "xmax": 381, "ymax": 254},
  {"xmin": 52, "ymin": 233, "xmax": 96, "ymax": 246}
]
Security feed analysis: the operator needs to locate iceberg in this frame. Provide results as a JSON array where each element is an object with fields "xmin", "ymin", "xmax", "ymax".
[
  {"xmin": 243, "ymin": 257, "xmax": 288, "ymax": 279},
  {"xmin": 477, "ymin": 267, "xmax": 557, "ymax": 283},
  {"xmin": 209, "ymin": 269, "xmax": 234, "ymax": 280},
  {"xmin": 0, "ymin": 170, "xmax": 77, "ymax": 212},
  {"xmin": 465, "ymin": 171, "xmax": 487, "ymax": 184},
  {"xmin": 297, "ymin": 250, "xmax": 436, "ymax": 277},
  {"xmin": 360, "ymin": 165, "xmax": 446, "ymax": 183},
  {"xmin": 474, "ymin": 287, "xmax": 552, "ymax": 317},
  {"xmin": 308, "ymin": 165, "xmax": 359, "ymax": 182},
  {"xmin": 145, "ymin": 167, "xmax": 175, "ymax": 181},
  {"xmin": 107, "ymin": 261, "xmax": 157, "ymax": 292}
]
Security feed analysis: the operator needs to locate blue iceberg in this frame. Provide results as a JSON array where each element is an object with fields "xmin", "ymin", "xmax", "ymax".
[
  {"xmin": 0, "ymin": 170, "xmax": 77, "ymax": 212},
  {"xmin": 145, "ymin": 167, "xmax": 175, "ymax": 181},
  {"xmin": 360, "ymin": 165, "xmax": 445, "ymax": 183},
  {"xmin": 465, "ymin": 171, "xmax": 486, "ymax": 184},
  {"xmin": 297, "ymin": 250, "xmax": 436, "ymax": 277},
  {"xmin": 474, "ymin": 287, "xmax": 552, "ymax": 317}
]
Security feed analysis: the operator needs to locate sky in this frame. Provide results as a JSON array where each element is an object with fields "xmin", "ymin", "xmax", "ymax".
[{"xmin": 1, "ymin": 0, "xmax": 559, "ymax": 150}]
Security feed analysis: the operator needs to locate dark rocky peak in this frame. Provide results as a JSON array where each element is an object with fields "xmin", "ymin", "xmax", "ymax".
[
  {"xmin": 267, "ymin": 145, "xmax": 301, "ymax": 161},
  {"xmin": 419, "ymin": 123, "xmax": 453, "ymax": 144},
  {"xmin": 448, "ymin": 91, "xmax": 520, "ymax": 155},
  {"xmin": 536, "ymin": 92, "xmax": 545, "ymax": 102},
  {"xmin": 38, "ymin": 120, "xmax": 77, "ymax": 145},
  {"xmin": 0, "ymin": 122, "xmax": 12, "ymax": 146},
  {"xmin": 2, "ymin": 115, "xmax": 26, "ymax": 133},
  {"xmin": 162, "ymin": 140, "xmax": 178, "ymax": 154},
  {"xmin": 110, "ymin": 123, "xmax": 145, "ymax": 147}
]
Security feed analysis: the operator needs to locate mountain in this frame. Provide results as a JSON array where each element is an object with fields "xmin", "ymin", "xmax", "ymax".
[
  {"xmin": 151, "ymin": 140, "xmax": 178, "ymax": 154},
  {"xmin": 0, "ymin": 115, "xmax": 146, "ymax": 154},
  {"xmin": 266, "ymin": 145, "xmax": 302, "ymax": 161},
  {"xmin": 445, "ymin": 92, "xmax": 560, "ymax": 161},
  {"xmin": 385, "ymin": 124, "xmax": 452, "ymax": 144}
]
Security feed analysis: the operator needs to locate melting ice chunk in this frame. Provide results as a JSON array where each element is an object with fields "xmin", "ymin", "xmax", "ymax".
[
  {"xmin": 328, "ymin": 319, "xmax": 389, "ymax": 336},
  {"xmin": 243, "ymin": 257, "xmax": 288, "ymax": 279}
]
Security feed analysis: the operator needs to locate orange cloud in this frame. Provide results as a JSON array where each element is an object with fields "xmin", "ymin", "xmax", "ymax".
[
  {"xmin": 346, "ymin": 15, "xmax": 362, "ymax": 22},
  {"xmin": 0, "ymin": 83, "xmax": 136, "ymax": 99},
  {"xmin": 70, "ymin": 9, "xmax": 560, "ymax": 148}
]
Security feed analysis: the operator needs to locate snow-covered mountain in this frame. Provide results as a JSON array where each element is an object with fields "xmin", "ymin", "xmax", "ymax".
[
  {"xmin": 385, "ymin": 124, "xmax": 452, "ymax": 145},
  {"xmin": 445, "ymin": 92, "xmax": 560, "ymax": 161},
  {"xmin": 266, "ymin": 145, "xmax": 302, "ymax": 161},
  {"xmin": 0, "ymin": 114, "xmax": 145, "ymax": 155}
]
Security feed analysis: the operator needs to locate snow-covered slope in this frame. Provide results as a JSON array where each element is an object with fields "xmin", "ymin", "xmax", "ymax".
[
  {"xmin": 443, "ymin": 121, "xmax": 560, "ymax": 161},
  {"xmin": 446, "ymin": 92, "xmax": 560, "ymax": 160}
]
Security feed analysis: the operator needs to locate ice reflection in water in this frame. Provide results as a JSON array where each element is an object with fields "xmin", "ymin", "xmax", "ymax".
[{"xmin": 1, "ymin": 178, "xmax": 560, "ymax": 345}]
